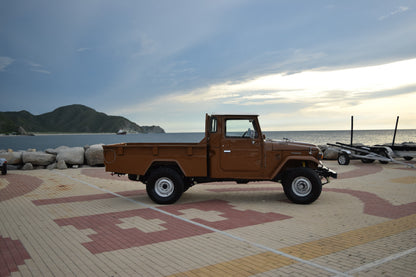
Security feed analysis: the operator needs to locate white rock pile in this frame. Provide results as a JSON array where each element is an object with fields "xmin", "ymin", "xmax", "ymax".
[{"xmin": 0, "ymin": 144, "xmax": 104, "ymax": 170}]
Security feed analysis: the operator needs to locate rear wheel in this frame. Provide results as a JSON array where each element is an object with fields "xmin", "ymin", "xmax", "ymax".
[
  {"xmin": 282, "ymin": 167, "xmax": 322, "ymax": 204},
  {"xmin": 361, "ymin": 158, "xmax": 374, "ymax": 163},
  {"xmin": 377, "ymin": 150, "xmax": 389, "ymax": 164},
  {"xmin": 404, "ymin": 156, "xmax": 413, "ymax": 161},
  {"xmin": 146, "ymin": 167, "xmax": 184, "ymax": 204}
]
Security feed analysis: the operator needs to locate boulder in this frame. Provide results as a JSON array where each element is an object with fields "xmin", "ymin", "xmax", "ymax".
[
  {"xmin": 323, "ymin": 147, "xmax": 339, "ymax": 160},
  {"xmin": 57, "ymin": 160, "xmax": 67, "ymax": 169},
  {"xmin": 85, "ymin": 144, "xmax": 104, "ymax": 166},
  {"xmin": 22, "ymin": 151, "xmax": 56, "ymax": 166},
  {"xmin": 45, "ymin": 146, "xmax": 69, "ymax": 155},
  {"xmin": 22, "ymin": 163, "xmax": 34, "ymax": 170},
  {"xmin": 56, "ymin": 147, "xmax": 84, "ymax": 165},
  {"xmin": 47, "ymin": 162, "xmax": 57, "ymax": 170},
  {"xmin": 0, "ymin": 151, "xmax": 23, "ymax": 165}
]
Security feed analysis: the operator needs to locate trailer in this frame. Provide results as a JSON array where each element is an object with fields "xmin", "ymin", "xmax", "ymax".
[
  {"xmin": 388, "ymin": 143, "xmax": 416, "ymax": 161},
  {"xmin": 378, "ymin": 116, "xmax": 416, "ymax": 161},
  {"xmin": 327, "ymin": 142, "xmax": 415, "ymax": 168}
]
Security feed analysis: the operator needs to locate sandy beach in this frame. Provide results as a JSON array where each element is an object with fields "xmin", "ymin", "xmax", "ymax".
[{"xmin": 0, "ymin": 160, "xmax": 415, "ymax": 276}]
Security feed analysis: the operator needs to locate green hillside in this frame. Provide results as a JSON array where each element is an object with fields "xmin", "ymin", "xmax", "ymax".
[{"xmin": 0, "ymin": 104, "xmax": 164, "ymax": 134}]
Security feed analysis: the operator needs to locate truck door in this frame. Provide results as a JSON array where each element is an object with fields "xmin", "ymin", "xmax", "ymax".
[{"xmin": 220, "ymin": 118, "xmax": 262, "ymax": 174}]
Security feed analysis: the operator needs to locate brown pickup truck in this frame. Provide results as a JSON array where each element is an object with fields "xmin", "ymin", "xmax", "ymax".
[{"xmin": 103, "ymin": 114, "xmax": 337, "ymax": 204}]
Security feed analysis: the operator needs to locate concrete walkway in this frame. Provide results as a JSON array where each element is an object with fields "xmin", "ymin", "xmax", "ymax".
[{"xmin": 1, "ymin": 160, "xmax": 415, "ymax": 276}]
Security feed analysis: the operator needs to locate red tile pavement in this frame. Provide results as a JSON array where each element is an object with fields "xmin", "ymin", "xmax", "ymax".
[
  {"xmin": 326, "ymin": 188, "xmax": 416, "ymax": 219},
  {"xmin": 32, "ymin": 189, "xmax": 145, "ymax": 206},
  {"xmin": 0, "ymin": 174, "xmax": 43, "ymax": 202},
  {"xmin": 0, "ymin": 236, "xmax": 31, "ymax": 277},
  {"xmin": 54, "ymin": 200, "xmax": 291, "ymax": 254}
]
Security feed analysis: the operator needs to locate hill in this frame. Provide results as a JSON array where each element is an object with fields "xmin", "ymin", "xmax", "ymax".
[{"xmin": 0, "ymin": 104, "xmax": 165, "ymax": 134}]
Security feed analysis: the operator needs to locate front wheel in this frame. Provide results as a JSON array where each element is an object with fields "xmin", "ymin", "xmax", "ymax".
[
  {"xmin": 146, "ymin": 167, "xmax": 184, "ymax": 204},
  {"xmin": 338, "ymin": 153, "xmax": 350, "ymax": 165},
  {"xmin": 282, "ymin": 168, "xmax": 322, "ymax": 204}
]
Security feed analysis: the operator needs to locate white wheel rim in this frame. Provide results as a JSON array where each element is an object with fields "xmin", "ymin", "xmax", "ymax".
[
  {"xmin": 339, "ymin": 155, "xmax": 346, "ymax": 164},
  {"xmin": 155, "ymin": 177, "xmax": 174, "ymax": 197},
  {"xmin": 292, "ymin": 177, "xmax": 312, "ymax": 197}
]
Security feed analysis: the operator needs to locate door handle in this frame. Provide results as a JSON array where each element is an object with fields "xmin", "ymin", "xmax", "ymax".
[{"xmin": 223, "ymin": 150, "xmax": 231, "ymax": 153}]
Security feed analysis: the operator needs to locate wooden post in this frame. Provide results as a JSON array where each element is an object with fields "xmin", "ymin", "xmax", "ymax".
[
  {"xmin": 350, "ymin": 116, "xmax": 354, "ymax": 146},
  {"xmin": 392, "ymin": 116, "xmax": 399, "ymax": 146}
]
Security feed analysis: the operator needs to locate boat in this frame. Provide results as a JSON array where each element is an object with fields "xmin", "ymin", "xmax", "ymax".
[{"xmin": 116, "ymin": 129, "xmax": 127, "ymax": 135}]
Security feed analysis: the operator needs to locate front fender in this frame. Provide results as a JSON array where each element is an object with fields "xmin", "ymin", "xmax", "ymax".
[{"xmin": 272, "ymin": 156, "xmax": 320, "ymax": 180}]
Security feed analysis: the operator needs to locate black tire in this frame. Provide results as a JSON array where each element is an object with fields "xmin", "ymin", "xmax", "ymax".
[
  {"xmin": 404, "ymin": 156, "xmax": 413, "ymax": 161},
  {"xmin": 338, "ymin": 153, "xmax": 350, "ymax": 165},
  {"xmin": 361, "ymin": 158, "xmax": 374, "ymax": 163},
  {"xmin": 146, "ymin": 167, "xmax": 184, "ymax": 204},
  {"xmin": 377, "ymin": 150, "xmax": 389, "ymax": 164},
  {"xmin": 282, "ymin": 167, "xmax": 322, "ymax": 204},
  {"xmin": 1, "ymin": 164, "xmax": 6, "ymax": 175},
  {"xmin": 128, "ymin": 174, "xmax": 138, "ymax": 181}
]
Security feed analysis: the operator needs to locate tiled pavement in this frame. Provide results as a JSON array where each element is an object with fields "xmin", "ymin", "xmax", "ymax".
[{"xmin": 0, "ymin": 160, "xmax": 415, "ymax": 276}]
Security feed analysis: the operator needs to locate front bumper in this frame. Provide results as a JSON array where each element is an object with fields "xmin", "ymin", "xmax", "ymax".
[{"xmin": 316, "ymin": 163, "xmax": 337, "ymax": 180}]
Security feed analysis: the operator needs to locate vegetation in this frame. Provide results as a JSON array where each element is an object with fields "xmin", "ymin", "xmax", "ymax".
[{"xmin": 0, "ymin": 104, "xmax": 164, "ymax": 134}]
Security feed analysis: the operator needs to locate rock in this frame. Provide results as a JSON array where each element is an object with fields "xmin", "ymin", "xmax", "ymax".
[
  {"xmin": 18, "ymin": 126, "xmax": 28, "ymax": 135},
  {"xmin": 56, "ymin": 147, "xmax": 84, "ymax": 165},
  {"xmin": 22, "ymin": 151, "xmax": 56, "ymax": 166},
  {"xmin": 22, "ymin": 163, "xmax": 34, "ymax": 170},
  {"xmin": 57, "ymin": 160, "xmax": 67, "ymax": 169},
  {"xmin": 0, "ymin": 151, "xmax": 23, "ymax": 165},
  {"xmin": 323, "ymin": 147, "xmax": 339, "ymax": 160},
  {"xmin": 5, "ymin": 164, "xmax": 20, "ymax": 170},
  {"xmin": 45, "ymin": 146, "xmax": 69, "ymax": 155},
  {"xmin": 85, "ymin": 144, "xmax": 104, "ymax": 166},
  {"xmin": 47, "ymin": 162, "xmax": 57, "ymax": 170}
]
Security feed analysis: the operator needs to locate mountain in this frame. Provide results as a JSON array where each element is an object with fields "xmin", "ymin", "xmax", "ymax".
[{"xmin": 0, "ymin": 104, "xmax": 165, "ymax": 134}]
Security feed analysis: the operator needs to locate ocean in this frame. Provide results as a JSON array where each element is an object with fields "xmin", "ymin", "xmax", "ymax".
[{"xmin": 1, "ymin": 129, "xmax": 415, "ymax": 151}]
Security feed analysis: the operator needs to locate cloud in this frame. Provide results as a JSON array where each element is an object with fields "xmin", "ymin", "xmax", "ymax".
[
  {"xmin": 26, "ymin": 61, "xmax": 51, "ymax": 74},
  {"xmin": 162, "ymin": 58, "xmax": 416, "ymax": 106},
  {"xmin": 30, "ymin": 68, "xmax": 51, "ymax": 74},
  {"xmin": 76, "ymin": 47, "xmax": 91, "ymax": 52},
  {"xmin": 115, "ymin": 58, "xmax": 416, "ymax": 131},
  {"xmin": 379, "ymin": 6, "xmax": 409, "ymax": 21},
  {"xmin": 0, "ymin": 56, "xmax": 14, "ymax": 71}
]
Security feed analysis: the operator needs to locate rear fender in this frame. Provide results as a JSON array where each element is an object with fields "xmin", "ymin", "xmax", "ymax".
[{"xmin": 142, "ymin": 160, "xmax": 185, "ymax": 181}]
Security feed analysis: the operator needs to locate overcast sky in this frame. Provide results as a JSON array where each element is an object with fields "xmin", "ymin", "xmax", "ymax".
[{"xmin": 1, "ymin": 1, "xmax": 416, "ymax": 132}]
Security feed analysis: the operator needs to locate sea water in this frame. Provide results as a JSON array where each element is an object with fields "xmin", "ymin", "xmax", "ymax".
[{"xmin": 1, "ymin": 129, "xmax": 415, "ymax": 151}]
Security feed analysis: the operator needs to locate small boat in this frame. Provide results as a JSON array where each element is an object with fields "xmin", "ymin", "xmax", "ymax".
[{"xmin": 116, "ymin": 129, "xmax": 127, "ymax": 135}]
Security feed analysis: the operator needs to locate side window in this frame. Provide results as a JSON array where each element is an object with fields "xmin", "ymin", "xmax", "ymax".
[
  {"xmin": 225, "ymin": 119, "xmax": 258, "ymax": 138},
  {"xmin": 210, "ymin": 117, "xmax": 217, "ymax": 133}
]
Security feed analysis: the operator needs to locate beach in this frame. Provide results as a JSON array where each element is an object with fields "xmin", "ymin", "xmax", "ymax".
[{"xmin": 0, "ymin": 160, "xmax": 415, "ymax": 276}]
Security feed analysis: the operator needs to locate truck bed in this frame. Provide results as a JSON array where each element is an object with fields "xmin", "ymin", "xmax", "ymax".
[{"xmin": 103, "ymin": 142, "xmax": 208, "ymax": 177}]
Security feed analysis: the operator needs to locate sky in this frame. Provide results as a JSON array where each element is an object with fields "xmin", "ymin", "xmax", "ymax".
[{"xmin": 1, "ymin": 0, "xmax": 416, "ymax": 132}]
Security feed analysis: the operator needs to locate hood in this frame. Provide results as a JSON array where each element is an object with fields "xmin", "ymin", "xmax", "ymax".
[{"xmin": 267, "ymin": 139, "xmax": 318, "ymax": 151}]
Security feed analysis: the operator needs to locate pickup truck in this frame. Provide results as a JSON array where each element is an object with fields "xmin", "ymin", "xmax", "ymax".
[{"xmin": 103, "ymin": 114, "xmax": 337, "ymax": 204}]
